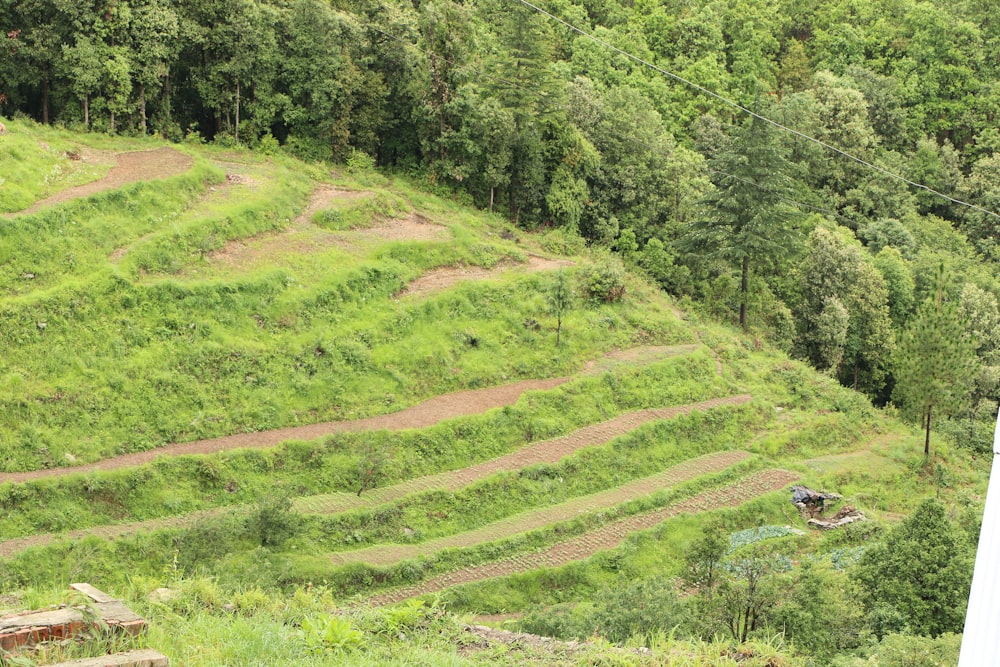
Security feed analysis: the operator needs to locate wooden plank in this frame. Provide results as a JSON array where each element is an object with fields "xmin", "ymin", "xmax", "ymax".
[
  {"xmin": 70, "ymin": 583, "xmax": 117, "ymax": 604},
  {"xmin": 47, "ymin": 648, "xmax": 169, "ymax": 667}
]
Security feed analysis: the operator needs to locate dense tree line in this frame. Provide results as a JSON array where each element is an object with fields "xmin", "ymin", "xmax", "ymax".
[{"xmin": 4, "ymin": 0, "xmax": 1000, "ymax": 445}]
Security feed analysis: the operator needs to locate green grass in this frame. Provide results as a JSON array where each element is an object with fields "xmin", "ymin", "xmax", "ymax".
[
  {"xmin": 0, "ymin": 124, "xmax": 990, "ymax": 667},
  {"xmin": 0, "ymin": 118, "xmax": 159, "ymax": 213},
  {"xmin": 0, "ymin": 350, "xmax": 722, "ymax": 537}
]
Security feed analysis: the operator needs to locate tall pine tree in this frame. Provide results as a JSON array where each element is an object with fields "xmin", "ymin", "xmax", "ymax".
[
  {"xmin": 684, "ymin": 113, "xmax": 803, "ymax": 329},
  {"xmin": 893, "ymin": 268, "xmax": 979, "ymax": 456}
]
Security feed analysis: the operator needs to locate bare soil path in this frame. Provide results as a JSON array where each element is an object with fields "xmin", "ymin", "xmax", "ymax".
[
  {"xmin": 398, "ymin": 256, "xmax": 575, "ymax": 298},
  {"xmin": 295, "ymin": 392, "xmax": 750, "ymax": 516},
  {"xmin": 0, "ymin": 344, "xmax": 703, "ymax": 485},
  {"xmin": 10, "ymin": 148, "xmax": 193, "ymax": 216},
  {"xmin": 330, "ymin": 450, "xmax": 752, "ymax": 566},
  {"xmin": 366, "ymin": 468, "xmax": 800, "ymax": 606},
  {"xmin": 0, "ymin": 392, "xmax": 747, "ymax": 558}
]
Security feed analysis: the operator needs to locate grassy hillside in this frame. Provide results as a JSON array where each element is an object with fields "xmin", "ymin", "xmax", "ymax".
[{"xmin": 0, "ymin": 119, "xmax": 985, "ymax": 666}]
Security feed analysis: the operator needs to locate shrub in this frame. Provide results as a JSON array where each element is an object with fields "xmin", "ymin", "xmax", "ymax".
[
  {"xmin": 582, "ymin": 257, "xmax": 627, "ymax": 304},
  {"xmin": 539, "ymin": 228, "xmax": 586, "ymax": 256},
  {"xmin": 247, "ymin": 494, "xmax": 301, "ymax": 547}
]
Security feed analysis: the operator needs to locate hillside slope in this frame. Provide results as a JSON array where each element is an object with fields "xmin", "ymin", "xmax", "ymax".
[{"xmin": 0, "ymin": 120, "xmax": 984, "ymax": 667}]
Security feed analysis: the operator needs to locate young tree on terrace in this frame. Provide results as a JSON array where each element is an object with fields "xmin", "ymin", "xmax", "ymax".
[
  {"xmin": 892, "ymin": 268, "xmax": 979, "ymax": 457},
  {"xmin": 545, "ymin": 269, "xmax": 575, "ymax": 347},
  {"xmin": 683, "ymin": 113, "xmax": 803, "ymax": 330}
]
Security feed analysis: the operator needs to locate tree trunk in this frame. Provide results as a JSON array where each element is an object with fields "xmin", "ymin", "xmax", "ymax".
[
  {"xmin": 556, "ymin": 314, "xmax": 562, "ymax": 347},
  {"xmin": 163, "ymin": 73, "xmax": 171, "ymax": 126},
  {"xmin": 83, "ymin": 94, "xmax": 89, "ymax": 129},
  {"xmin": 489, "ymin": 187, "xmax": 495, "ymax": 213},
  {"xmin": 235, "ymin": 80, "xmax": 240, "ymax": 144},
  {"xmin": 42, "ymin": 79, "xmax": 50, "ymax": 124},
  {"xmin": 110, "ymin": 110, "xmax": 115, "ymax": 133},
  {"xmin": 740, "ymin": 254, "xmax": 749, "ymax": 330},
  {"xmin": 925, "ymin": 405, "xmax": 932, "ymax": 457},
  {"xmin": 139, "ymin": 83, "xmax": 147, "ymax": 134}
]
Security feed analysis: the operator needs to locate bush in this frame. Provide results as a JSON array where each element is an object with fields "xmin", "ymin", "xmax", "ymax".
[
  {"xmin": 247, "ymin": 494, "xmax": 301, "ymax": 547},
  {"xmin": 590, "ymin": 577, "xmax": 687, "ymax": 644},
  {"xmin": 539, "ymin": 228, "xmax": 586, "ymax": 256},
  {"xmin": 582, "ymin": 257, "xmax": 627, "ymax": 303}
]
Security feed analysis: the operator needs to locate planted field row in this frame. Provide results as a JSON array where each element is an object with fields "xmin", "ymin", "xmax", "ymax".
[
  {"xmin": 0, "ymin": 345, "xmax": 704, "ymax": 485},
  {"xmin": 330, "ymin": 450, "xmax": 752, "ymax": 566},
  {"xmin": 0, "ymin": 392, "xmax": 747, "ymax": 558},
  {"xmin": 366, "ymin": 468, "xmax": 800, "ymax": 606},
  {"xmin": 294, "ymin": 392, "xmax": 751, "ymax": 516},
  {"xmin": 398, "ymin": 256, "xmax": 575, "ymax": 298}
]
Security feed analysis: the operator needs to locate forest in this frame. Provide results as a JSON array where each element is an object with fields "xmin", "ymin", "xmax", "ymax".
[{"xmin": 1, "ymin": 1, "xmax": 1000, "ymax": 663}]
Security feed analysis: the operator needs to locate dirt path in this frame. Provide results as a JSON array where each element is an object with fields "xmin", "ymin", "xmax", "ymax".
[
  {"xmin": 0, "ymin": 345, "xmax": 704, "ymax": 485},
  {"xmin": 0, "ymin": 392, "xmax": 747, "ymax": 558},
  {"xmin": 398, "ymin": 256, "xmax": 575, "ymax": 298},
  {"xmin": 295, "ymin": 393, "xmax": 750, "ymax": 516},
  {"xmin": 11, "ymin": 148, "xmax": 193, "ymax": 216},
  {"xmin": 331, "ymin": 450, "xmax": 751, "ymax": 566},
  {"xmin": 366, "ymin": 468, "xmax": 800, "ymax": 607}
]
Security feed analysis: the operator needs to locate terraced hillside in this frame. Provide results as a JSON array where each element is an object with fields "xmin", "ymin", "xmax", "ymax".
[{"xmin": 0, "ymin": 119, "xmax": 982, "ymax": 666}]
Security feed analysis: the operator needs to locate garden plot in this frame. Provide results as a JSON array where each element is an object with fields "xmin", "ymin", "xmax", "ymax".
[
  {"xmin": 330, "ymin": 450, "xmax": 752, "ymax": 566},
  {"xmin": 0, "ymin": 393, "xmax": 748, "ymax": 558},
  {"xmin": 295, "ymin": 393, "xmax": 751, "ymax": 515},
  {"xmin": 366, "ymin": 468, "xmax": 800, "ymax": 606},
  {"xmin": 397, "ymin": 256, "xmax": 575, "ymax": 298},
  {"xmin": 0, "ymin": 345, "xmax": 708, "ymax": 485}
]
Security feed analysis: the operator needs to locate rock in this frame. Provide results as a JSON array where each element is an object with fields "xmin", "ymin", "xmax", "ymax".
[{"xmin": 147, "ymin": 588, "xmax": 178, "ymax": 603}]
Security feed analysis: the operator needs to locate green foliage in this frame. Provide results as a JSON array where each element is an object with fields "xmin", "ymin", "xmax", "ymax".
[
  {"xmin": 539, "ymin": 228, "xmax": 586, "ymax": 256},
  {"xmin": 247, "ymin": 494, "xmax": 300, "ymax": 547},
  {"xmin": 591, "ymin": 577, "xmax": 687, "ymax": 645},
  {"xmin": 727, "ymin": 525, "xmax": 797, "ymax": 552},
  {"xmin": 544, "ymin": 269, "xmax": 576, "ymax": 346},
  {"xmin": 300, "ymin": 614, "xmax": 363, "ymax": 652},
  {"xmin": 684, "ymin": 524, "xmax": 728, "ymax": 591},
  {"xmin": 582, "ymin": 256, "xmax": 627, "ymax": 304},
  {"xmin": 771, "ymin": 562, "xmax": 865, "ymax": 663},
  {"xmin": 855, "ymin": 632, "xmax": 962, "ymax": 667},
  {"xmin": 796, "ymin": 226, "xmax": 895, "ymax": 396},
  {"xmin": 854, "ymin": 499, "xmax": 973, "ymax": 638},
  {"xmin": 683, "ymin": 113, "xmax": 804, "ymax": 329},
  {"xmin": 893, "ymin": 269, "xmax": 980, "ymax": 455}
]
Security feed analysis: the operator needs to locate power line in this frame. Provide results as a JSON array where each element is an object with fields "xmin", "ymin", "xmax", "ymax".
[
  {"xmin": 366, "ymin": 21, "xmax": 871, "ymax": 227},
  {"xmin": 361, "ymin": 21, "xmax": 537, "ymax": 96},
  {"xmin": 512, "ymin": 0, "xmax": 1000, "ymax": 221},
  {"xmin": 707, "ymin": 169, "xmax": 859, "ymax": 226}
]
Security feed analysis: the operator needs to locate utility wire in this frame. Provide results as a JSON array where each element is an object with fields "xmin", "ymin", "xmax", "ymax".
[
  {"xmin": 707, "ymin": 169, "xmax": 859, "ymax": 226},
  {"xmin": 365, "ymin": 21, "xmax": 870, "ymax": 226},
  {"xmin": 362, "ymin": 21, "xmax": 537, "ymax": 96},
  {"xmin": 361, "ymin": 18, "xmax": 953, "ymax": 228},
  {"xmin": 512, "ymin": 0, "xmax": 1000, "ymax": 221}
]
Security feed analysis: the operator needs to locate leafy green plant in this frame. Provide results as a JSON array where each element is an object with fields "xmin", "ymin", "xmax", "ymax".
[
  {"xmin": 380, "ymin": 598, "xmax": 429, "ymax": 635},
  {"xmin": 301, "ymin": 614, "xmax": 363, "ymax": 652},
  {"xmin": 727, "ymin": 525, "xmax": 797, "ymax": 552}
]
